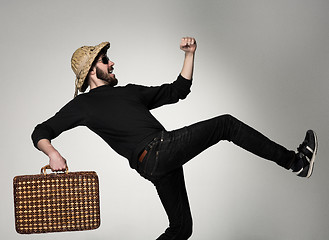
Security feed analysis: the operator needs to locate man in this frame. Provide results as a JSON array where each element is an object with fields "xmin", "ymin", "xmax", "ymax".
[{"xmin": 32, "ymin": 37, "xmax": 318, "ymax": 240}]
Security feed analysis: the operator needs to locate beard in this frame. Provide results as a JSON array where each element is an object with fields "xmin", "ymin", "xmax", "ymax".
[{"xmin": 96, "ymin": 66, "xmax": 118, "ymax": 87}]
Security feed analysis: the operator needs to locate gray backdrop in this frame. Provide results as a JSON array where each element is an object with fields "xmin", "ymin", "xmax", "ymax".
[{"xmin": 1, "ymin": 0, "xmax": 328, "ymax": 239}]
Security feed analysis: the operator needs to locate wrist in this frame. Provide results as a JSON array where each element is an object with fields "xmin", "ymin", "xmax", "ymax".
[
  {"xmin": 48, "ymin": 149, "xmax": 60, "ymax": 158},
  {"xmin": 185, "ymin": 52, "xmax": 195, "ymax": 58}
]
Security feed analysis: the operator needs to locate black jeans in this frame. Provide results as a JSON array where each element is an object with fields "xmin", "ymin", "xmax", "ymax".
[{"xmin": 137, "ymin": 114, "xmax": 295, "ymax": 240}]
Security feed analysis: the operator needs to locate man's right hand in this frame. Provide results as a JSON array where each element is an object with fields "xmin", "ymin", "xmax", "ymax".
[
  {"xmin": 180, "ymin": 37, "xmax": 197, "ymax": 54},
  {"xmin": 180, "ymin": 37, "xmax": 196, "ymax": 80}
]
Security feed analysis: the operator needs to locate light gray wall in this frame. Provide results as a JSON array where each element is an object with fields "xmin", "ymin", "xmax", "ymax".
[{"xmin": 1, "ymin": 0, "xmax": 329, "ymax": 239}]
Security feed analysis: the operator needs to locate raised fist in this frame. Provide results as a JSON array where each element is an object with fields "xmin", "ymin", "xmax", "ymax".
[{"xmin": 180, "ymin": 37, "xmax": 197, "ymax": 54}]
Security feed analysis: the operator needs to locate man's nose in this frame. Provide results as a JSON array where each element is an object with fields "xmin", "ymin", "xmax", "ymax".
[{"xmin": 108, "ymin": 60, "xmax": 114, "ymax": 66}]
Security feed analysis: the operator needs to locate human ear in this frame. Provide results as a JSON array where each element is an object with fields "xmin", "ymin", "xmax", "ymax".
[{"xmin": 89, "ymin": 66, "xmax": 96, "ymax": 76}]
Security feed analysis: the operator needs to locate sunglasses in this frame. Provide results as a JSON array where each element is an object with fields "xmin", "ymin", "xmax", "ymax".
[{"xmin": 97, "ymin": 56, "xmax": 109, "ymax": 64}]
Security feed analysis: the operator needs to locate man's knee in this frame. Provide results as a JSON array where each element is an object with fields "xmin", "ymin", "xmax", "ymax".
[
  {"xmin": 215, "ymin": 114, "xmax": 241, "ymax": 141},
  {"xmin": 220, "ymin": 113, "xmax": 237, "ymax": 122}
]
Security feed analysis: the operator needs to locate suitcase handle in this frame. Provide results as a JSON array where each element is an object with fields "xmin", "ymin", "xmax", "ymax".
[{"xmin": 41, "ymin": 165, "xmax": 69, "ymax": 175}]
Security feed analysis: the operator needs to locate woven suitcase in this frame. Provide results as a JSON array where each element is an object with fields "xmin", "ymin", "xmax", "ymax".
[{"xmin": 13, "ymin": 165, "xmax": 100, "ymax": 234}]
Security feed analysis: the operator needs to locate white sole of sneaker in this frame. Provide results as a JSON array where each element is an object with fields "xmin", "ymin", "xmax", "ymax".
[{"xmin": 306, "ymin": 131, "xmax": 318, "ymax": 178}]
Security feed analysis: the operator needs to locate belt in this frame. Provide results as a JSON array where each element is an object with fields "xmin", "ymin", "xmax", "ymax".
[{"xmin": 138, "ymin": 149, "xmax": 148, "ymax": 163}]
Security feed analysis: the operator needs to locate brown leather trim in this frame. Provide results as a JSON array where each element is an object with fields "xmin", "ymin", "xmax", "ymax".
[{"xmin": 138, "ymin": 150, "xmax": 148, "ymax": 163}]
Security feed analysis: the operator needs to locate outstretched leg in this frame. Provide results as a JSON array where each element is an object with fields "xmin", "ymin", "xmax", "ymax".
[
  {"xmin": 138, "ymin": 114, "xmax": 317, "ymax": 179},
  {"xmin": 149, "ymin": 114, "xmax": 296, "ymax": 177}
]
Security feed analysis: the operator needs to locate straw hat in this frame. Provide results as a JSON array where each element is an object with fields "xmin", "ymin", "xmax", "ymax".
[{"xmin": 71, "ymin": 41, "xmax": 110, "ymax": 97}]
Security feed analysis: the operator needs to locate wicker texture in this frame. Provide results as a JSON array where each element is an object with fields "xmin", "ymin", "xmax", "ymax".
[{"xmin": 13, "ymin": 166, "xmax": 100, "ymax": 234}]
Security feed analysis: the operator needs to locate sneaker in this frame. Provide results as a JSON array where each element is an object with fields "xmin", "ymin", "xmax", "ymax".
[{"xmin": 295, "ymin": 130, "xmax": 318, "ymax": 178}]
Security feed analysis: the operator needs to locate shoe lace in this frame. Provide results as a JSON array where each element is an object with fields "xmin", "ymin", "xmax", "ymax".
[
  {"xmin": 297, "ymin": 141, "xmax": 308, "ymax": 154},
  {"xmin": 296, "ymin": 141, "xmax": 308, "ymax": 161}
]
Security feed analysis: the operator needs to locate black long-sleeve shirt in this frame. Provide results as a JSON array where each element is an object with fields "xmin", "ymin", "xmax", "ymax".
[{"xmin": 31, "ymin": 75, "xmax": 192, "ymax": 169}]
